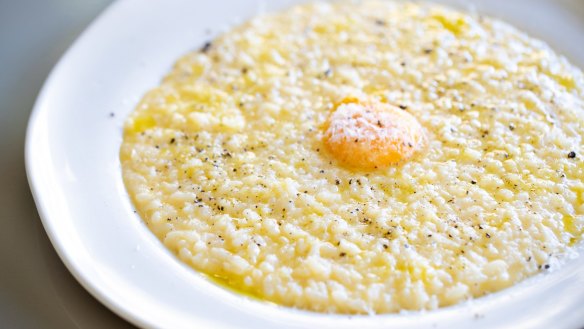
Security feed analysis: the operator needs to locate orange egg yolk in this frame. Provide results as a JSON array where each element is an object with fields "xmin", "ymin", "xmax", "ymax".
[{"xmin": 324, "ymin": 98, "xmax": 425, "ymax": 169}]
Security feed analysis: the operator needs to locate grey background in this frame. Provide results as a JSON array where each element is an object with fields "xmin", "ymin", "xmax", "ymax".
[
  {"xmin": 1, "ymin": 0, "xmax": 583, "ymax": 328},
  {"xmin": 0, "ymin": 0, "xmax": 133, "ymax": 328}
]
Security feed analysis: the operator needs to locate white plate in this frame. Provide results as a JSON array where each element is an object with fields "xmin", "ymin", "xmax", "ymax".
[{"xmin": 25, "ymin": 0, "xmax": 584, "ymax": 328}]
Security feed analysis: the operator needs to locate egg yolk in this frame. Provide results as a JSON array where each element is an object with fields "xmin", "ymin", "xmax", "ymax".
[{"xmin": 324, "ymin": 98, "xmax": 425, "ymax": 169}]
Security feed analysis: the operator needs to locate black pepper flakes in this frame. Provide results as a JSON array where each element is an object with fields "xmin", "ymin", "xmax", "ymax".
[
  {"xmin": 374, "ymin": 19, "xmax": 386, "ymax": 26},
  {"xmin": 471, "ymin": 180, "xmax": 477, "ymax": 185},
  {"xmin": 170, "ymin": 138, "xmax": 175, "ymax": 144},
  {"xmin": 339, "ymin": 252, "xmax": 346, "ymax": 257},
  {"xmin": 568, "ymin": 151, "xmax": 576, "ymax": 159},
  {"xmin": 399, "ymin": 105, "xmax": 408, "ymax": 110},
  {"xmin": 485, "ymin": 233, "xmax": 491, "ymax": 238},
  {"xmin": 200, "ymin": 41, "xmax": 212, "ymax": 53}
]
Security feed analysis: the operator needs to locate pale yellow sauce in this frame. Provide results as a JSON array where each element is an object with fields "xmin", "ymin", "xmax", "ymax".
[{"xmin": 121, "ymin": 1, "xmax": 584, "ymax": 314}]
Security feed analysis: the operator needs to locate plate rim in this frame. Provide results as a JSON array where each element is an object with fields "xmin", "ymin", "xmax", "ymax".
[{"xmin": 24, "ymin": 1, "xmax": 156, "ymax": 327}]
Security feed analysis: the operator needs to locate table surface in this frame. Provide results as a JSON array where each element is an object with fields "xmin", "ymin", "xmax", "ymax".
[
  {"xmin": 2, "ymin": 1, "xmax": 584, "ymax": 329},
  {"xmin": 0, "ymin": 0, "xmax": 134, "ymax": 328}
]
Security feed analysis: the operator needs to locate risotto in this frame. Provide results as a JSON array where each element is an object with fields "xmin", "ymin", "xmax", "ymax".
[{"xmin": 120, "ymin": 1, "xmax": 584, "ymax": 314}]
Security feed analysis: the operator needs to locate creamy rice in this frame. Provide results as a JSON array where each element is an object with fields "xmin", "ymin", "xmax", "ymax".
[{"xmin": 120, "ymin": 1, "xmax": 584, "ymax": 314}]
